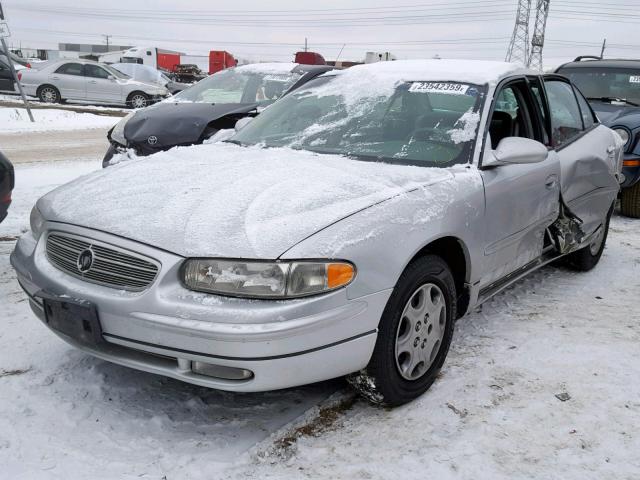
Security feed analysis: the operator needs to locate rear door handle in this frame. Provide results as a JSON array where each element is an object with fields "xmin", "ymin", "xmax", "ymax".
[
  {"xmin": 88, "ymin": 80, "xmax": 97, "ymax": 84},
  {"xmin": 545, "ymin": 174, "xmax": 558, "ymax": 189}
]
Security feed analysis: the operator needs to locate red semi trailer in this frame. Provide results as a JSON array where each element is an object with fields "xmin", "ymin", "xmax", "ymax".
[{"xmin": 209, "ymin": 50, "xmax": 236, "ymax": 74}]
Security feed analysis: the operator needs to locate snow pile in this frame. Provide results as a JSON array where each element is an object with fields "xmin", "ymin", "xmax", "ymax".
[
  {"xmin": 40, "ymin": 142, "xmax": 452, "ymax": 258},
  {"xmin": 0, "ymin": 107, "xmax": 119, "ymax": 133}
]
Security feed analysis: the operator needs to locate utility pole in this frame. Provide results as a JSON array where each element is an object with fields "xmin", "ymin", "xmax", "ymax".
[
  {"xmin": 529, "ymin": 0, "xmax": 550, "ymax": 71},
  {"xmin": 0, "ymin": 1, "xmax": 34, "ymax": 122},
  {"xmin": 505, "ymin": 0, "xmax": 531, "ymax": 66},
  {"xmin": 600, "ymin": 38, "xmax": 606, "ymax": 59},
  {"xmin": 103, "ymin": 34, "xmax": 112, "ymax": 50},
  {"xmin": 304, "ymin": 37, "xmax": 308, "ymax": 52}
]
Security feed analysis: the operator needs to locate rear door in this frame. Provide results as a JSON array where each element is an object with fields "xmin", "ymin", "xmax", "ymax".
[
  {"xmin": 480, "ymin": 76, "xmax": 561, "ymax": 287},
  {"xmin": 84, "ymin": 64, "xmax": 122, "ymax": 103},
  {"xmin": 50, "ymin": 62, "xmax": 86, "ymax": 99},
  {"xmin": 543, "ymin": 75, "xmax": 619, "ymax": 234}
]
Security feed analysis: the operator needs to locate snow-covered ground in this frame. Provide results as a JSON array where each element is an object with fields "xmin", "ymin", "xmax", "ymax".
[
  {"xmin": 0, "ymin": 106, "xmax": 119, "ymax": 133},
  {"xmin": 1, "ymin": 159, "xmax": 638, "ymax": 479}
]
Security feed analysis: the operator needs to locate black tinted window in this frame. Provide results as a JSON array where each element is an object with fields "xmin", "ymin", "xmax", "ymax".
[
  {"xmin": 55, "ymin": 63, "xmax": 83, "ymax": 76},
  {"xmin": 544, "ymin": 80, "xmax": 583, "ymax": 146},
  {"xmin": 574, "ymin": 86, "xmax": 596, "ymax": 129},
  {"xmin": 84, "ymin": 65, "xmax": 110, "ymax": 79}
]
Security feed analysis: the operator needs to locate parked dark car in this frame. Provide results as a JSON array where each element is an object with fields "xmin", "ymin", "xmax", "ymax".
[
  {"xmin": 0, "ymin": 57, "xmax": 16, "ymax": 93},
  {"xmin": 0, "ymin": 151, "xmax": 15, "ymax": 224},
  {"xmin": 557, "ymin": 57, "xmax": 640, "ymax": 217},
  {"xmin": 103, "ymin": 63, "xmax": 334, "ymax": 166}
]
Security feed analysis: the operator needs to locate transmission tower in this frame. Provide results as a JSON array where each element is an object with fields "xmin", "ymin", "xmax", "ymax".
[
  {"xmin": 529, "ymin": 0, "xmax": 551, "ymax": 71},
  {"xmin": 505, "ymin": 0, "xmax": 531, "ymax": 66}
]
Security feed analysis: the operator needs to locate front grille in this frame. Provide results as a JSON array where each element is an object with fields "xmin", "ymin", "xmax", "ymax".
[{"xmin": 46, "ymin": 232, "xmax": 159, "ymax": 292}]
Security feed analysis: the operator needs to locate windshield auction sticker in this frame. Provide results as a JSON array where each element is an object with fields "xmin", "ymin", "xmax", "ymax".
[
  {"xmin": 629, "ymin": 76, "xmax": 640, "ymax": 83},
  {"xmin": 409, "ymin": 82, "xmax": 470, "ymax": 94}
]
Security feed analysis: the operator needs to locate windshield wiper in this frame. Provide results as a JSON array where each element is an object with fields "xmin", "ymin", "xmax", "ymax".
[{"xmin": 587, "ymin": 96, "xmax": 639, "ymax": 107}]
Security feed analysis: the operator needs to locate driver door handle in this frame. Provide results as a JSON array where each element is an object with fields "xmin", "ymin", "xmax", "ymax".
[
  {"xmin": 545, "ymin": 174, "xmax": 558, "ymax": 189},
  {"xmin": 88, "ymin": 80, "xmax": 98, "ymax": 84}
]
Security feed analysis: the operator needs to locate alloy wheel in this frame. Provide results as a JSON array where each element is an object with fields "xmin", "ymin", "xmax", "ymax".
[
  {"xmin": 130, "ymin": 95, "xmax": 147, "ymax": 108},
  {"xmin": 41, "ymin": 87, "xmax": 57, "ymax": 103}
]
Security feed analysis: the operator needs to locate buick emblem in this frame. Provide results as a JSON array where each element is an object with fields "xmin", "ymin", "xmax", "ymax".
[
  {"xmin": 77, "ymin": 249, "xmax": 94, "ymax": 273},
  {"xmin": 147, "ymin": 135, "xmax": 158, "ymax": 145}
]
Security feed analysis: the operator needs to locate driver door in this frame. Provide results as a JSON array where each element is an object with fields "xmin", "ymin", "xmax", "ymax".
[{"xmin": 479, "ymin": 77, "xmax": 561, "ymax": 289}]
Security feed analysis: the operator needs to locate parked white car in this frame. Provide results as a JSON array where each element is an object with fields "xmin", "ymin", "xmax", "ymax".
[{"xmin": 19, "ymin": 59, "xmax": 170, "ymax": 108}]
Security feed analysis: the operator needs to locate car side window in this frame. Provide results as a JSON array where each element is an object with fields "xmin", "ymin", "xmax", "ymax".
[
  {"xmin": 85, "ymin": 65, "xmax": 110, "ymax": 79},
  {"xmin": 489, "ymin": 81, "xmax": 537, "ymax": 149},
  {"xmin": 573, "ymin": 86, "xmax": 597, "ymax": 130},
  {"xmin": 544, "ymin": 79, "xmax": 583, "ymax": 147},
  {"xmin": 527, "ymin": 78, "xmax": 550, "ymax": 146},
  {"xmin": 55, "ymin": 63, "xmax": 84, "ymax": 76}
]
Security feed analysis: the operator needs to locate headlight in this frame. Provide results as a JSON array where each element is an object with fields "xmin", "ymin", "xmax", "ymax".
[
  {"xmin": 29, "ymin": 205, "xmax": 45, "ymax": 239},
  {"xmin": 110, "ymin": 112, "xmax": 135, "ymax": 146},
  {"xmin": 182, "ymin": 259, "xmax": 356, "ymax": 299},
  {"xmin": 613, "ymin": 127, "xmax": 630, "ymax": 148}
]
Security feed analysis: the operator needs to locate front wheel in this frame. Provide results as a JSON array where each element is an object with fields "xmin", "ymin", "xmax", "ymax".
[
  {"xmin": 127, "ymin": 92, "xmax": 150, "ymax": 109},
  {"xmin": 348, "ymin": 255, "xmax": 456, "ymax": 407},
  {"xmin": 564, "ymin": 204, "xmax": 613, "ymax": 271},
  {"xmin": 620, "ymin": 182, "xmax": 640, "ymax": 218}
]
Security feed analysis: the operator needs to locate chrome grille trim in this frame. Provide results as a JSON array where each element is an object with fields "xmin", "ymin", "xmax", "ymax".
[{"xmin": 45, "ymin": 232, "xmax": 160, "ymax": 292}]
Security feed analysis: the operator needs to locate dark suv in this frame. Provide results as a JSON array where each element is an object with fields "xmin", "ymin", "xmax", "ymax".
[{"xmin": 557, "ymin": 57, "xmax": 640, "ymax": 217}]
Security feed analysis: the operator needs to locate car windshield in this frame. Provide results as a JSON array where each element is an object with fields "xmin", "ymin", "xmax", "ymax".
[
  {"xmin": 560, "ymin": 67, "xmax": 640, "ymax": 105},
  {"xmin": 231, "ymin": 74, "xmax": 486, "ymax": 167},
  {"xmin": 174, "ymin": 67, "xmax": 302, "ymax": 105},
  {"xmin": 102, "ymin": 64, "xmax": 130, "ymax": 80}
]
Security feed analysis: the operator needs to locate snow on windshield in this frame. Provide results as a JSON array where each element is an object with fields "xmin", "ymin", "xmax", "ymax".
[{"xmin": 233, "ymin": 67, "xmax": 487, "ymax": 167}]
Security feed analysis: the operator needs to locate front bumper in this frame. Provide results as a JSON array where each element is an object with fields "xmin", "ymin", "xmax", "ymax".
[{"xmin": 11, "ymin": 223, "xmax": 389, "ymax": 392}]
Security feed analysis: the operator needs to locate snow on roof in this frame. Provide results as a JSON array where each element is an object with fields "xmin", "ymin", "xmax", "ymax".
[
  {"xmin": 295, "ymin": 59, "xmax": 523, "ymax": 109},
  {"xmin": 344, "ymin": 59, "xmax": 523, "ymax": 85},
  {"xmin": 235, "ymin": 62, "xmax": 298, "ymax": 74}
]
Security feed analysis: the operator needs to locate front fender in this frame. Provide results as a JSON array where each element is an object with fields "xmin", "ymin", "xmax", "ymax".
[{"xmin": 280, "ymin": 167, "xmax": 486, "ymax": 300}]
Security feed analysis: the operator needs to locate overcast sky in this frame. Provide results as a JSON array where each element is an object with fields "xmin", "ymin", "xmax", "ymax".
[{"xmin": 1, "ymin": 0, "xmax": 638, "ymax": 68}]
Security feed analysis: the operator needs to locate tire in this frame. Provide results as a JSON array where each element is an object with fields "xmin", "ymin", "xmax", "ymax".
[
  {"xmin": 127, "ymin": 92, "xmax": 150, "ymax": 109},
  {"xmin": 347, "ymin": 255, "xmax": 456, "ymax": 407},
  {"xmin": 564, "ymin": 204, "xmax": 613, "ymax": 271},
  {"xmin": 620, "ymin": 182, "xmax": 640, "ymax": 218},
  {"xmin": 37, "ymin": 85, "xmax": 60, "ymax": 104}
]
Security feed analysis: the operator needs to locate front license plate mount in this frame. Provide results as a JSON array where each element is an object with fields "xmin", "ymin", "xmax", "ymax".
[{"xmin": 38, "ymin": 291, "xmax": 103, "ymax": 346}]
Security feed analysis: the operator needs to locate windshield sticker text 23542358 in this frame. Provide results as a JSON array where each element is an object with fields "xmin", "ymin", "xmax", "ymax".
[{"xmin": 408, "ymin": 82, "xmax": 470, "ymax": 95}]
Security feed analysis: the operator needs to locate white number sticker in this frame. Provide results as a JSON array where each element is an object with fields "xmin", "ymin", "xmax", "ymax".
[
  {"xmin": 409, "ymin": 82, "xmax": 470, "ymax": 95},
  {"xmin": 629, "ymin": 76, "xmax": 640, "ymax": 83}
]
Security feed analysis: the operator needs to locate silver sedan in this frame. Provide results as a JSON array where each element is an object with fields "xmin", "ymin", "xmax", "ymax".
[
  {"xmin": 19, "ymin": 59, "xmax": 170, "ymax": 108},
  {"xmin": 11, "ymin": 60, "xmax": 623, "ymax": 406}
]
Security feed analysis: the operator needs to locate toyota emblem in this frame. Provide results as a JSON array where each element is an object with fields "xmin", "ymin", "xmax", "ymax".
[
  {"xmin": 147, "ymin": 135, "xmax": 158, "ymax": 145},
  {"xmin": 77, "ymin": 249, "xmax": 94, "ymax": 273}
]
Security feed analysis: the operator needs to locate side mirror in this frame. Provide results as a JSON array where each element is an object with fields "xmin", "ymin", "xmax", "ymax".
[
  {"xmin": 235, "ymin": 116, "xmax": 254, "ymax": 132},
  {"xmin": 107, "ymin": 75, "xmax": 116, "ymax": 81},
  {"xmin": 483, "ymin": 137, "xmax": 548, "ymax": 167}
]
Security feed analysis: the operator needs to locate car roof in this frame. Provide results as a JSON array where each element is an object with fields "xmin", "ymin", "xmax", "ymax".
[
  {"xmin": 323, "ymin": 59, "xmax": 534, "ymax": 85},
  {"xmin": 557, "ymin": 58, "xmax": 640, "ymax": 70}
]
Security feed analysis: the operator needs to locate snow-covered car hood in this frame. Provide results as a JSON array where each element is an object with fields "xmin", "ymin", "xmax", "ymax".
[
  {"xmin": 37, "ymin": 143, "xmax": 453, "ymax": 258},
  {"xmin": 118, "ymin": 78, "xmax": 165, "ymax": 91}
]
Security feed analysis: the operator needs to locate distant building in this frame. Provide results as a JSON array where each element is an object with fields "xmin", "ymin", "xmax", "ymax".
[{"xmin": 58, "ymin": 43, "xmax": 133, "ymax": 55}]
